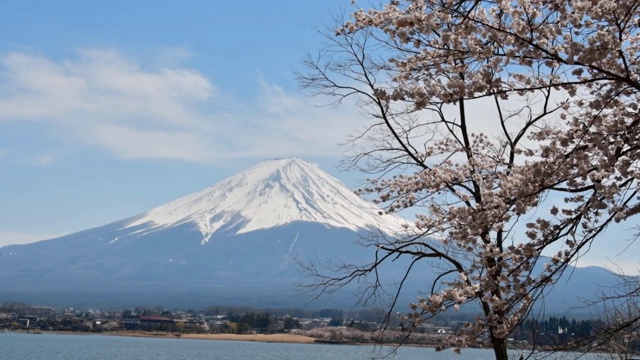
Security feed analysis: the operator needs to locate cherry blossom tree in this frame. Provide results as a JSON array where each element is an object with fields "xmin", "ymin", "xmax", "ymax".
[{"xmin": 299, "ymin": 1, "xmax": 640, "ymax": 359}]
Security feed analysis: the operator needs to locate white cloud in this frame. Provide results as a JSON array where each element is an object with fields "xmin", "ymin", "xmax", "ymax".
[
  {"xmin": 12, "ymin": 151, "xmax": 58, "ymax": 166},
  {"xmin": 149, "ymin": 46, "xmax": 195, "ymax": 69},
  {"xmin": 0, "ymin": 48, "xmax": 361, "ymax": 164},
  {"xmin": 91, "ymin": 123, "xmax": 213, "ymax": 163},
  {"xmin": 35, "ymin": 151, "xmax": 56, "ymax": 166}
]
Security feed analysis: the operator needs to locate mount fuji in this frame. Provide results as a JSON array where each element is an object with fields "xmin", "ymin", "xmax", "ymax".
[
  {"xmin": 0, "ymin": 158, "xmax": 622, "ymax": 314},
  {"xmin": 0, "ymin": 158, "xmax": 408, "ymax": 308},
  {"xmin": 125, "ymin": 157, "xmax": 406, "ymax": 243}
]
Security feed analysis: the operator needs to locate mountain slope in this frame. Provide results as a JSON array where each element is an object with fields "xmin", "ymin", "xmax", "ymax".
[{"xmin": 125, "ymin": 158, "xmax": 405, "ymax": 244}]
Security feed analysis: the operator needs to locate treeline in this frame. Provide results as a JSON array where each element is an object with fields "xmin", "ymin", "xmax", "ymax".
[
  {"xmin": 227, "ymin": 312, "xmax": 274, "ymax": 333},
  {"xmin": 203, "ymin": 305, "xmax": 385, "ymax": 322},
  {"xmin": 217, "ymin": 312, "xmax": 299, "ymax": 334},
  {"xmin": 513, "ymin": 316, "xmax": 613, "ymax": 347},
  {"xmin": 0, "ymin": 302, "xmax": 36, "ymax": 315}
]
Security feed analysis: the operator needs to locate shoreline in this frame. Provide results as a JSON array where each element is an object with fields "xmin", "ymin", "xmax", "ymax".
[
  {"xmin": 4, "ymin": 330, "xmax": 609, "ymax": 354},
  {"xmin": 37, "ymin": 330, "xmax": 318, "ymax": 344},
  {"xmin": 17, "ymin": 330, "xmax": 439, "ymax": 348}
]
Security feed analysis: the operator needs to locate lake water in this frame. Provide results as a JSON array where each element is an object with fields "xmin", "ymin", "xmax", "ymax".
[{"xmin": 0, "ymin": 332, "xmax": 608, "ymax": 360}]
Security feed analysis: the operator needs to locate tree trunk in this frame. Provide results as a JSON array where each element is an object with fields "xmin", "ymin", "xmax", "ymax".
[{"xmin": 491, "ymin": 335, "xmax": 509, "ymax": 360}]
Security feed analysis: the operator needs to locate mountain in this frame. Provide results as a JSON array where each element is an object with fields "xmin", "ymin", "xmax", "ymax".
[
  {"xmin": 0, "ymin": 158, "xmax": 407, "ymax": 308},
  {"xmin": 0, "ymin": 158, "xmax": 624, "ymax": 315},
  {"xmin": 125, "ymin": 157, "xmax": 406, "ymax": 242}
]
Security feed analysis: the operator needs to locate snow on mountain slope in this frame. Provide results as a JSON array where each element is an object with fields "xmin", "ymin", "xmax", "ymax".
[{"xmin": 126, "ymin": 158, "xmax": 406, "ymax": 243}]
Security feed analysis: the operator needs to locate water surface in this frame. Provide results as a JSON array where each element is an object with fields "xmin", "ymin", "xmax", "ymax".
[{"xmin": 0, "ymin": 332, "xmax": 606, "ymax": 360}]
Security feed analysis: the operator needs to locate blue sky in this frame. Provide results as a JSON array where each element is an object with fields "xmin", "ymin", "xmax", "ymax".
[
  {"xmin": 0, "ymin": 0, "xmax": 361, "ymax": 242},
  {"xmin": 0, "ymin": 0, "xmax": 637, "ymax": 274}
]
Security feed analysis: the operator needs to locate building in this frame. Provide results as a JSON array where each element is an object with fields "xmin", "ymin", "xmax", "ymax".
[{"xmin": 139, "ymin": 316, "xmax": 174, "ymax": 331}]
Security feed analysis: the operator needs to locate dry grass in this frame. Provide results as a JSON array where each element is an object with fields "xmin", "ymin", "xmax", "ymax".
[
  {"xmin": 181, "ymin": 333, "xmax": 316, "ymax": 343},
  {"xmin": 110, "ymin": 331, "xmax": 316, "ymax": 344}
]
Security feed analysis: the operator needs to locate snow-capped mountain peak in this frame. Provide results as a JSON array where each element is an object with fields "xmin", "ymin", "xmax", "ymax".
[{"xmin": 126, "ymin": 158, "xmax": 405, "ymax": 243}]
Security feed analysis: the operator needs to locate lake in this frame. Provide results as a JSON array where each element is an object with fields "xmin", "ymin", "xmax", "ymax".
[{"xmin": 0, "ymin": 332, "xmax": 607, "ymax": 359}]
